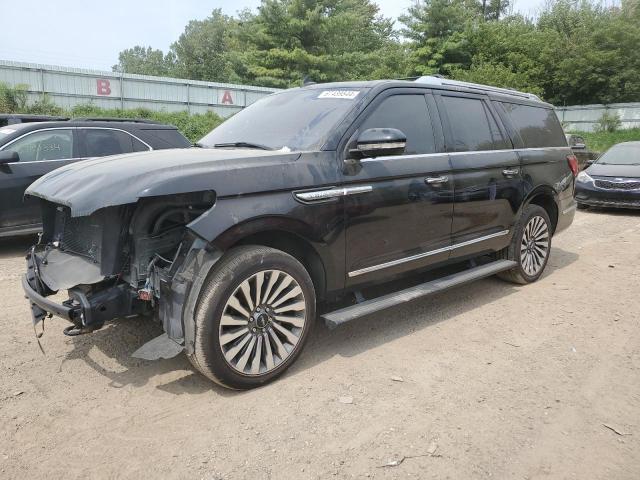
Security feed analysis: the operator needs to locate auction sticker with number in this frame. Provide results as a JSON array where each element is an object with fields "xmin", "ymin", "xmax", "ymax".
[{"xmin": 317, "ymin": 90, "xmax": 360, "ymax": 100}]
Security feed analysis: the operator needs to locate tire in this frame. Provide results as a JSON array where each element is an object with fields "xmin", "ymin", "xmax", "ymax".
[
  {"xmin": 497, "ymin": 204, "xmax": 552, "ymax": 285},
  {"xmin": 188, "ymin": 246, "xmax": 316, "ymax": 389}
]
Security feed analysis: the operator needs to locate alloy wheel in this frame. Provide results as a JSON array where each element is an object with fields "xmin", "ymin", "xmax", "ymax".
[
  {"xmin": 219, "ymin": 270, "xmax": 307, "ymax": 376},
  {"xmin": 520, "ymin": 215, "xmax": 550, "ymax": 276}
]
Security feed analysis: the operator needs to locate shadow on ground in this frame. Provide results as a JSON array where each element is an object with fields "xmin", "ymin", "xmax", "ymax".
[
  {"xmin": 0, "ymin": 235, "xmax": 38, "ymax": 259},
  {"xmin": 54, "ymin": 246, "xmax": 578, "ymax": 396},
  {"xmin": 580, "ymin": 206, "xmax": 640, "ymax": 217}
]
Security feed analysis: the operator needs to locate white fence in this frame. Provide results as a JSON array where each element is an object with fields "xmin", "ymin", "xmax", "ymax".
[
  {"xmin": 0, "ymin": 60, "xmax": 279, "ymax": 118},
  {"xmin": 556, "ymin": 103, "xmax": 640, "ymax": 132},
  {"xmin": 3, "ymin": 59, "xmax": 639, "ymax": 129}
]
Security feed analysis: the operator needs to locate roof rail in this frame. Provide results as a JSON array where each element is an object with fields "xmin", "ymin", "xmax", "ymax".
[
  {"xmin": 70, "ymin": 117, "xmax": 162, "ymax": 124},
  {"xmin": 414, "ymin": 76, "xmax": 541, "ymax": 101},
  {"xmin": 0, "ymin": 113, "xmax": 69, "ymax": 123}
]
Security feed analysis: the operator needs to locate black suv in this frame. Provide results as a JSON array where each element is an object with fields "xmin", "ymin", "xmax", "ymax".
[
  {"xmin": 0, "ymin": 118, "xmax": 191, "ymax": 237},
  {"xmin": 22, "ymin": 78, "xmax": 577, "ymax": 389}
]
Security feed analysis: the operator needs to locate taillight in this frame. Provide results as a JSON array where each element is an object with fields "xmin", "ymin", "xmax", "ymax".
[{"xmin": 567, "ymin": 154, "xmax": 579, "ymax": 176}]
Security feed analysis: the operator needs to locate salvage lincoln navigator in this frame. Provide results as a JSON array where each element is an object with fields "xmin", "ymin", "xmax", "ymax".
[{"xmin": 22, "ymin": 77, "xmax": 577, "ymax": 389}]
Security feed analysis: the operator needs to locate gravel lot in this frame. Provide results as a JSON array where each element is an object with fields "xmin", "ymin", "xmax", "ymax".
[{"xmin": 1, "ymin": 209, "xmax": 639, "ymax": 480}]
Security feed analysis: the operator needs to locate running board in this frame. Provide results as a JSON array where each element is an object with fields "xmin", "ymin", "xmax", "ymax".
[{"xmin": 322, "ymin": 259, "xmax": 517, "ymax": 329}]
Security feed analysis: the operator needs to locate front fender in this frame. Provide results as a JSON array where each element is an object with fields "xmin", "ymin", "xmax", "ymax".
[{"xmin": 187, "ymin": 192, "xmax": 327, "ymax": 247}]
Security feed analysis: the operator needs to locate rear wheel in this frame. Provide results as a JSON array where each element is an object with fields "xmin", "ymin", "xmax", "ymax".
[
  {"xmin": 497, "ymin": 204, "xmax": 552, "ymax": 284},
  {"xmin": 188, "ymin": 246, "xmax": 316, "ymax": 389}
]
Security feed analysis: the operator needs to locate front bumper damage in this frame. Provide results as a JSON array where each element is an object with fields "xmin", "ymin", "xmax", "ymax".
[
  {"xmin": 22, "ymin": 238, "xmax": 222, "ymax": 355},
  {"xmin": 23, "ymin": 246, "xmax": 136, "ymax": 336}
]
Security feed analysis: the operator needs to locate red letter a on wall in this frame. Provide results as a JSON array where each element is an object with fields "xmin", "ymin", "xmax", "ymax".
[{"xmin": 221, "ymin": 90, "xmax": 234, "ymax": 104}]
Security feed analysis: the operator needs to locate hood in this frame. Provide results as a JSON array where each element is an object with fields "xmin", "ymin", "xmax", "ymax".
[
  {"xmin": 587, "ymin": 163, "xmax": 640, "ymax": 178},
  {"xmin": 26, "ymin": 147, "xmax": 308, "ymax": 217}
]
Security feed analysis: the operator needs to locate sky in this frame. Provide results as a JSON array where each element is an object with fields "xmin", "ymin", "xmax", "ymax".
[{"xmin": 0, "ymin": 0, "xmax": 544, "ymax": 72}]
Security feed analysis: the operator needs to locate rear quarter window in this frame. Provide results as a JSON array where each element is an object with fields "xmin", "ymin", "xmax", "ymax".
[
  {"xmin": 140, "ymin": 129, "xmax": 191, "ymax": 149},
  {"xmin": 501, "ymin": 103, "xmax": 566, "ymax": 148}
]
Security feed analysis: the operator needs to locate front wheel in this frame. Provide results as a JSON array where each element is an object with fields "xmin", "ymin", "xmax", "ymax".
[
  {"xmin": 188, "ymin": 246, "xmax": 316, "ymax": 389},
  {"xmin": 497, "ymin": 205, "xmax": 552, "ymax": 284}
]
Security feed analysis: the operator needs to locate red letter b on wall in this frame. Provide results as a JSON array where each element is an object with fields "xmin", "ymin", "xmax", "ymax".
[{"xmin": 96, "ymin": 79, "xmax": 111, "ymax": 96}]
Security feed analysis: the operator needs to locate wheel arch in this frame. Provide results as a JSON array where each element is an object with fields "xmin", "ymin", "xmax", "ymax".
[
  {"xmin": 209, "ymin": 217, "xmax": 328, "ymax": 301},
  {"xmin": 522, "ymin": 186, "xmax": 559, "ymax": 234}
]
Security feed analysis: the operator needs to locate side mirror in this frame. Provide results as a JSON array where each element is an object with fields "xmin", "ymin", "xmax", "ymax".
[
  {"xmin": 0, "ymin": 151, "xmax": 19, "ymax": 165},
  {"xmin": 586, "ymin": 159, "xmax": 595, "ymax": 167},
  {"xmin": 351, "ymin": 128, "xmax": 406, "ymax": 159}
]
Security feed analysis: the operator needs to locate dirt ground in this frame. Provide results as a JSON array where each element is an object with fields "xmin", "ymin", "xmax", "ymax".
[{"xmin": 1, "ymin": 209, "xmax": 639, "ymax": 480}]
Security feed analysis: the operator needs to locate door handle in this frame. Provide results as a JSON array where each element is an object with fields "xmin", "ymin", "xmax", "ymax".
[
  {"xmin": 425, "ymin": 175, "xmax": 448, "ymax": 185},
  {"xmin": 502, "ymin": 168, "xmax": 520, "ymax": 177}
]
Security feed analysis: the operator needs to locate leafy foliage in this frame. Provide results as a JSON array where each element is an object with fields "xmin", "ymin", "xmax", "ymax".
[
  {"xmin": 68, "ymin": 105, "xmax": 224, "ymax": 142},
  {"xmin": 111, "ymin": 0, "xmax": 640, "ymax": 105},
  {"xmin": 594, "ymin": 112, "xmax": 622, "ymax": 133},
  {"xmin": 0, "ymin": 83, "xmax": 28, "ymax": 112}
]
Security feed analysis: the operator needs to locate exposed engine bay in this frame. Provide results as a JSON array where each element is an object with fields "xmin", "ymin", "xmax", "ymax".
[{"xmin": 25, "ymin": 191, "xmax": 216, "ymax": 339}]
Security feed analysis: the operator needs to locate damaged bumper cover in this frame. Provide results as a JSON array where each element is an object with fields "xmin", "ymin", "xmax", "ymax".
[
  {"xmin": 22, "ymin": 237, "xmax": 223, "ymax": 354},
  {"xmin": 23, "ymin": 246, "xmax": 135, "ymax": 334}
]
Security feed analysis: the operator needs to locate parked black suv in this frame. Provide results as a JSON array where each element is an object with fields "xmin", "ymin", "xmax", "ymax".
[
  {"xmin": 22, "ymin": 77, "xmax": 577, "ymax": 389},
  {"xmin": 0, "ymin": 118, "xmax": 191, "ymax": 237}
]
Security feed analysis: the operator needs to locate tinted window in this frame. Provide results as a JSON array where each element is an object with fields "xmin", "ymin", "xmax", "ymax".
[
  {"xmin": 132, "ymin": 137, "xmax": 149, "ymax": 151},
  {"xmin": 361, "ymin": 95, "xmax": 436, "ymax": 154},
  {"xmin": 84, "ymin": 129, "xmax": 141, "ymax": 157},
  {"xmin": 141, "ymin": 129, "xmax": 190, "ymax": 148},
  {"xmin": 3, "ymin": 129, "xmax": 74, "ymax": 161},
  {"xmin": 442, "ymin": 96, "xmax": 510, "ymax": 151},
  {"xmin": 502, "ymin": 103, "xmax": 566, "ymax": 148}
]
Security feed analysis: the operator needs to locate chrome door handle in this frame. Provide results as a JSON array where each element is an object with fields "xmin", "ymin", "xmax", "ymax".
[
  {"xmin": 502, "ymin": 168, "xmax": 520, "ymax": 177},
  {"xmin": 425, "ymin": 175, "xmax": 448, "ymax": 185}
]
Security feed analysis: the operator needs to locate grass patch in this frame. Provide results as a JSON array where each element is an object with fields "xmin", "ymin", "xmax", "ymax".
[
  {"xmin": 569, "ymin": 128, "xmax": 640, "ymax": 154},
  {"xmin": 69, "ymin": 105, "xmax": 224, "ymax": 143}
]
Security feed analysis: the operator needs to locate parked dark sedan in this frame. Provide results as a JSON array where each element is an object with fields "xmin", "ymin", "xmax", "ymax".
[
  {"xmin": 575, "ymin": 141, "xmax": 640, "ymax": 209},
  {"xmin": 0, "ymin": 118, "xmax": 191, "ymax": 237}
]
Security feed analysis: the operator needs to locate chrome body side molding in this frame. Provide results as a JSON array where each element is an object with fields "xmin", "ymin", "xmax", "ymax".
[{"xmin": 348, "ymin": 229, "xmax": 510, "ymax": 277}]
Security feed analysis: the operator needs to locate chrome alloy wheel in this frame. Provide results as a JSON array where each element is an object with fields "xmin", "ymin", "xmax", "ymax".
[
  {"xmin": 520, "ymin": 215, "xmax": 550, "ymax": 276},
  {"xmin": 219, "ymin": 270, "xmax": 307, "ymax": 375}
]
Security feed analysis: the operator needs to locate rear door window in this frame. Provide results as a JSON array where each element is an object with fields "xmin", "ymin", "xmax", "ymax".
[
  {"xmin": 501, "ymin": 103, "xmax": 566, "ymax": 148},
  {"xmin": 83, "ymin": 129, "xmax": 145, "ymax": 157},
  {"xmin": 2, "ymin": 129, "xmax": 74, "ymax": 161},
  {"xmin": 360, "ymin": 94, "xmax": 436, "ymax": 155},
  {"xmin": 440, "ymin": 96, "xmax": 510, "ymax": 152}
]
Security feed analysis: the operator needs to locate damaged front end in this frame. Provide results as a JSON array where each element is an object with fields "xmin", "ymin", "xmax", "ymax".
[{"xmin": 22, "ymin": 192, "xmax": 218, "ymax": 350}]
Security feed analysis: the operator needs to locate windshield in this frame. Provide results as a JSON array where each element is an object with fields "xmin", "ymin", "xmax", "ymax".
[
  {"xmin": 199, "ymin": 87, "xmax": 367, "ymax": 151},
  {"xmin": 596, "ymin": 143, "xmax": 640, "ymax": 165}
]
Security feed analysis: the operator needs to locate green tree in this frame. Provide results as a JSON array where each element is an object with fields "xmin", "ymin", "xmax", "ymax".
[
  {"xmin": 399, "ymin": 0, "xmax": 476, "ymax": 75},
  {"xmin": 170, "ymin": 9, "xmax": 241, "ymax": 82},
  {"xmin": 113, "ymin": 46, "xmax": 176, "ymax": 76},
  {"xmin": 237, "ymin": 0, "xmax": 397, "ymax": 87}
]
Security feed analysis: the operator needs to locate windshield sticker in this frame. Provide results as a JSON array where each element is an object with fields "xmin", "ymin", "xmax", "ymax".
[
  {"xmin": 0, "ymin": 128, "xmax": 16, "ymax": 134},
  {"xmin": 318, "ymin": 90, "xmax": 360, "ymax": 100}
]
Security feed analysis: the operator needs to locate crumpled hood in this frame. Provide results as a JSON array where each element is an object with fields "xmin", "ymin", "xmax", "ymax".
[
  {"xmin": 26, "ymin": 147, "xmax": 304, "ymax": 217},
  {"xmin": 587, "ymin": 163, "xmax": 640, "ymax": 178}
]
